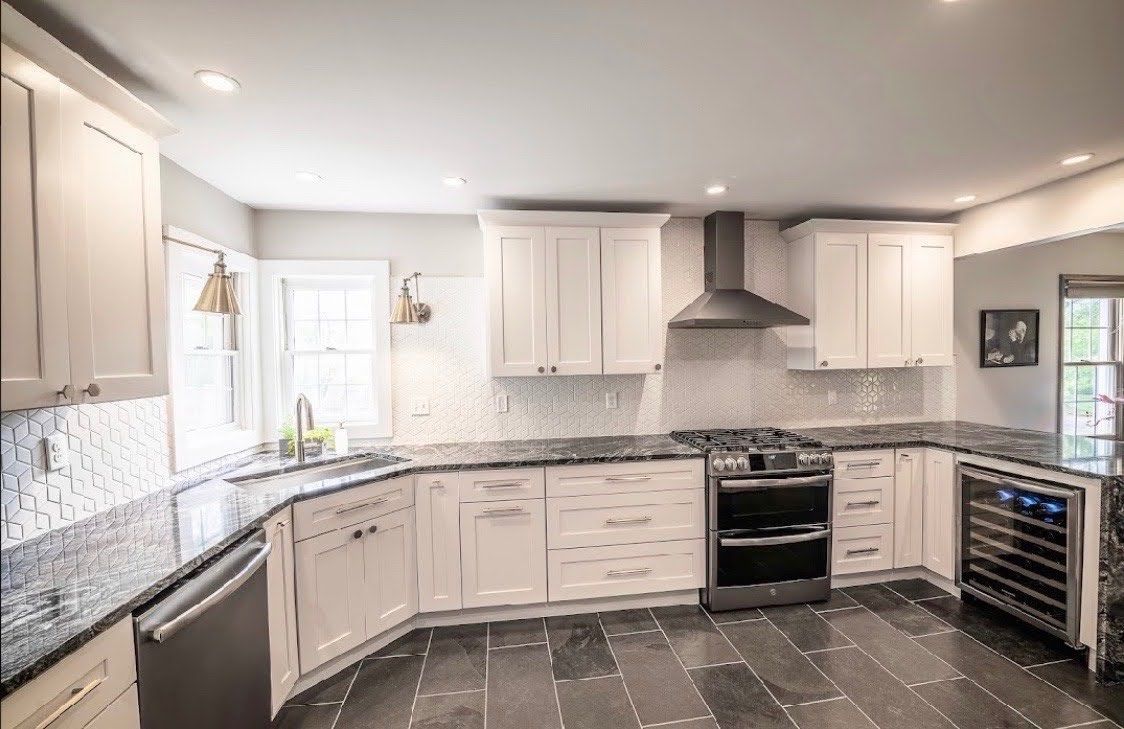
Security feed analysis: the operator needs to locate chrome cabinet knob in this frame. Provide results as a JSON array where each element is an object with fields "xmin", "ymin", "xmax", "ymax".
[
  {"xmin": 550, "ymin": 366, "xmax": 557, "ymax": 373},
  {"xmin": 915, "ymin": 357, "xmax": 924, "ymax": 365},
  {"xmin": 654, "ymin": 364, "xmax": 662, "ymax": 371},
  {"xmin": 819, "ymin": 361, "xmax": 828, "ymax": 368},
  {"xmin": 352, "ymin": 529, "xmax": 363, "ymax": 539},
  {"xmin": 537, "ymin": 366, "xmax": 545, "ymax": 373},
  {"xmin": 368, "ymin": 525, "xmax": 378, "ymax": 534},
  {"xmin": 83, "ymin": 383, "xmax": 101, "ymax": 397},
  {"xmin": 57, "ymin": 385, "xmax": 74, "ymax": 399}
]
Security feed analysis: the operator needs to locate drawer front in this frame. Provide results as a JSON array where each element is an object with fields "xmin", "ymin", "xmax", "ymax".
[
  {"xmin": 85, "ymin": 684, "xmax": 140, "ymax": 729},
  {"xmin": 1, "ymin": 619, "xmax": 136, "ymax": 729},
  {"xmin": 545, "ymin": 459, "xmax": 704, "ymax": 498},
  {"xmin": 833, "ymin": 476, "xmax": 894, "ymax": 527},
  {"xmin": 458, "ymin": 468, "xmax": 545, "ymax": 503},
  {"xmin": 547, "ymin": 539, "xmax": 704, "ymax": 601},
  {"xmin": 833, "ymin": 450, "xmax": 894, "ymax": 479},
  {"xmin": 294, "ymin": 476, "xmax": 414, "ymax": 541},
  {"xmin": 832, "ymin": 524, "xmax": 894, "ymax": 575},
  {"xmin": 547, "ymin": 489, "xmax": 704, "ymax": 549}
]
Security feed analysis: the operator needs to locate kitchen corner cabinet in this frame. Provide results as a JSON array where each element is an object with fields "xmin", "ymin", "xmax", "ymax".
[
  {"xmin": 479, "ymin": 210, "xmax": 669, "ymax": 377},
  {"xmin": 0, "ymin": 42, "xmax": 168, "ymax": 410},
  {"xmin": 922, "ymin": 448, "xmax": 956, "ymax": 580},
  {"xmin": 265, "ymin": 509, "xmax": 299, "ymax": 717},
  {"xmin": 782, "ymin": 220, "xmax": 954, "ymax": 371}
]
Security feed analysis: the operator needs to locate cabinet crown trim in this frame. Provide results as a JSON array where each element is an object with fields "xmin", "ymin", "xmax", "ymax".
[
  {"xmin": 780, "ymin": 218, "xmax": 957, "ymax": 242},
  {"xmin": 477, "ymin": 209, "xmax": 670, "ymax": 229}
]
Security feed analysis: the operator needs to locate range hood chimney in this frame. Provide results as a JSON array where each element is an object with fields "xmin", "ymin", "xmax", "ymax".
[{"xmin": 668, "ymin": 211, "xmax": 809, "ymax": 329}]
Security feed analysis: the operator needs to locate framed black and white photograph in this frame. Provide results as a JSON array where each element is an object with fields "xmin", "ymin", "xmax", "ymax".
[{"xmin": 980, "ymin": 309, "xmax": 1040, "ymax": 367}]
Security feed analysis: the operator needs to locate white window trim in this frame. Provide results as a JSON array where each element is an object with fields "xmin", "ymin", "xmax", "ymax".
[
  {"xmin": 260, "ymin": 259, "xmax": 392, "ymax": 440},
  {"xmin": 165, "ymin": 226, "xmax": 263, "ymax": 470}
]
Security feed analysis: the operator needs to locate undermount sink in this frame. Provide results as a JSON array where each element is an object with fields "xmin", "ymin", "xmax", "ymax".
[{"xmin": 228, "ymin": 454, "xmax": 405, "ymax": 491}]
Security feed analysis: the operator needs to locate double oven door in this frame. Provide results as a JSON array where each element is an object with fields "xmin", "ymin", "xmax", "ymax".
[{"xmin": 706, "ymin": 471, "xmax": 832, "ymax": 610}]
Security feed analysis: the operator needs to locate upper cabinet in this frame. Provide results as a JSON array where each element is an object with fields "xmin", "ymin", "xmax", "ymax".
[
  {"xmin": 1, "ymin": 11, "xmax": 174, "ymax": 410},
  {"xmin": 479, "ymin": 211, "xmax": 668, "ymax": 377},
  {"xmin": 783, "ymin": 220, "xmax": 955, "ymax": 371}
]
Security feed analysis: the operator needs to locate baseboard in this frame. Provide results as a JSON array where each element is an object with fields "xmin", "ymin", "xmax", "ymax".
[{"xmin": 830, "ymin": 566, "xmax": 961, "ymax": 597}]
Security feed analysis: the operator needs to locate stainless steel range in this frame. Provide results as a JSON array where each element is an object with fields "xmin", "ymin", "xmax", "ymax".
[{"xmin": 670, "ymin": 428, "xmax": 834, "ymax": 610}]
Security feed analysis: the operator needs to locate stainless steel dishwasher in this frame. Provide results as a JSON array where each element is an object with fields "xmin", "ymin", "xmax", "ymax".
[{"xmin": 134, "ymin": 533, "xmax": 273, "ymax": 729}]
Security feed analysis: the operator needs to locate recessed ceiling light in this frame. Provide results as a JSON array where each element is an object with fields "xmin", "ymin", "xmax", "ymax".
[
  {"xmin": 443, "ymin": 176, "xmax": 468, "ymax": 187},
  {"xmin": 705, "ymin": 184, "xmax": 728, "ymax": 195},
  {"xmin": 953, "ymin": 194, "xmax": 977, "ymax": 204},
  {"xmin": 1060, "ymin": 153, "xmax": 1094, "ymax": 166},
  {"xmin": 194, "ymin": 70, "xmax": 240, "ymax": 94},
  {"xmin": 294, "ymin": 171, "xmax": 323, "ymax": 182}
]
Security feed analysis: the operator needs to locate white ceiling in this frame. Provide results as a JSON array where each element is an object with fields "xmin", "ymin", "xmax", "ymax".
[{"xmin": 16, "ymin": 0, "xmax": 1124, "ymax": 218}]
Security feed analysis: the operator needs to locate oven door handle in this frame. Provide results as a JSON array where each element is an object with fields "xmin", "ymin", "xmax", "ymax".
[
  {"xmin": 718, "ymin": 528, "xmax": 830, "ymax": 547},
  {"xmin": 718, "ymin": 475, "xmax": 830, "ymax": 491}
]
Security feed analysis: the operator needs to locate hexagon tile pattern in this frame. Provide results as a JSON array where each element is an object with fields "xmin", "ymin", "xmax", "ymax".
[{"xmin": 1, "ymin": 398, "xmax": 170, "ymax": 549}]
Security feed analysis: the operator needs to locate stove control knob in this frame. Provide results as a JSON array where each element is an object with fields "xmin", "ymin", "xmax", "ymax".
[
  {"xmin": 814, "ymin": 453, "xmax": 828, "ymax": 465},
  {"xmin": 822, "ymin": 452, "xmax": 833, "ymax": 467},
  {"xmin": 724, "ymin": 457, "xmax": 737, "ymax": 472},
  {"xmin": 712, "ymin": 457, "xmax": 726, "ymax": 472},
  {"xmin": 735, "ymin": 456, "xmax": 749, "ymax": 470},
  {"xmin": 797, "ymin": 453, "xmax": 810, "ymax": 466}
]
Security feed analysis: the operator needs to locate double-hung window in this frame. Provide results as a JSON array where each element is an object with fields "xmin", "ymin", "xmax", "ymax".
[{"xmin": 1059, "ymin": 275, "xmax": 1124, "ymax": 440}]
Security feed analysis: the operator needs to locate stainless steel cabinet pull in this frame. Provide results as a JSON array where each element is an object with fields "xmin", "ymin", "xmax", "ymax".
[
  {"xmin": 606, "ymin": 567, "xmax": 652, "ymax": 577},
  {"xmin": 149, "ymin": 543, "xmax": 272, "ymax": 642},
  {"xmin": 844, "ymin": 460, "xmax": 881, "ymax": 468},
  {"xmin": 335, "ymin": 497, "xmax": 388, "ymax": 515},
  {"xmin": 604, "ymin": 515, "xmax": 653, "ymax": 525},
  {"xmin": 844, "ymin": 500, "xmax": 880, "ymax": 507},
  {"xmin": 719, "ymin": 475, "xmax": 830, "ymax": 491},
  {"xmin": 34, "ymin": 676, "xmax": 107, "ymax": 729},
  {"xmin": 845, "ymin": 547, "xmax": 880, "ymax": 555},
  {"xmin": 483, "ymin": 506, "xmax": 525, "ymax": 515},
  {"xmin": 481, "ymin": 482, "xmax": 523, "ymax": 489},
  {"xmin": 605, "ymin": 475, "xmax": 652, "ymax": 482},
  {"xmin": 719, "ymin": 529, "xmax": 829, "ymax": 547}
]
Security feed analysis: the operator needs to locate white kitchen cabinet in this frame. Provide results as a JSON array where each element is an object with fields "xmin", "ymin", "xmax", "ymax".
[
  {"xmin": 362, "ymin": 508, "xmax": 418, "ymax": 637},
  {"xmin": 460, "ymin": 498, "xmax": 547, "ymax": 608},
  {"xmin": 893, "ymin": 449, "xmax": 925, "ymax": 569},
  {"xmin": 84, "ymin": 684, "xmax": 140, "ymax": 729},
  {"xmin": 545, "ymin": 226, "xmax": 602, "ymax": 375},
  {"xmin": 867, "ymin": 234, "xmax": 912, "ymax": 368},
  {"xmin": 922, "ymin": 448, "xmax": 957, "ymax": 580},
  {"xmin": 265, "ymin": 509, "xmax": 299, "ymax": 716},
  {"xmin": 786, "ymin": 231, "xmax": 867, "ymax": 370},
  {"xmin": 908, "ymin": 235, "xmax": 954, "ymax": 367},
  {"xmin": 832, "ymin": 523, "xmax": 895, "ymax": 575},
  {"xmin": 833, "ymin": 475, "xmax": 894, "ymax": 528},
  {"xmin": 547, "ymin": 539, "xmax": 704, "ymax": 602},
  {"xmin": 416, "ymin": 473, "xmax": 463, "ymax": 612},
  {"xmin": 295, "ymin": 526, "xmax": 366, "ymax": 673},
  {"xmin": 484, "ymin": 225, "xmax": 548, "ymax": 376},
  {"xmin": 601, "ymin": 227, "xmax": 663, "ymax": 374}
]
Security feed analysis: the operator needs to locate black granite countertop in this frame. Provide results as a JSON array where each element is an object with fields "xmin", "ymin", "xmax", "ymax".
[
  {"xmin": 0, "ymin": 434, "xmax": 698, "ymax": 697},
  {"xmin": 794, "ymin": 421, "xmax": 1123, "ymax": 480}
]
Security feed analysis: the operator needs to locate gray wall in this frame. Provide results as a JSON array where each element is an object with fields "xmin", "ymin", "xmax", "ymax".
[
  {"xmin": 160, "ymin": 157, "xmax": 256, "ymax": 256},
  {"xmin": 253, "ymin": 210, "xmax": 481, "ymax": 276},
  {"xmin": 954, "ymin": 231, "xmax": 1124, "ymax": 431}
]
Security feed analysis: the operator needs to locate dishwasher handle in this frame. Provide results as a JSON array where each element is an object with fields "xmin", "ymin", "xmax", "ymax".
[{"xmin": 148, "ymin": 542, "xmax": 272, "ymax": 643}]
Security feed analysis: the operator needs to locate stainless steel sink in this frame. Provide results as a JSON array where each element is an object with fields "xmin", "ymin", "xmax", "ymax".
[{"xmin": 228, "ymin": 454, "xmax": 404, "ymax": 491}]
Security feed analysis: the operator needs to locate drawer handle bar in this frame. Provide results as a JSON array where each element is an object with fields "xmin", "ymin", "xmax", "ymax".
[
  {"xmin": 34, "ymin": 676, "xmax": 107, "ymax": 729},
  {"xmin": 606, "ymin": 567, "xmax": 653, "ymax": 577},
  {"xmin": 719, "ymin": 475, "xmax": 830, "ymax": 491},
  {"xmin": 844, "ymin": 461, "xmax": 882, "ymax": 468},
  {"xmin": 481, "ymin": 482, "xmax": 524, "ymax": 489},
  {"xmin": 844, "ymin": 500, "xmax": 881, "ymax": 508},
  {"xmin": 957, "ymin": 465, "xmax": 1078, "ymax": 499},
  {"xmin": 719, "ymin": 528, "xmax": 829, "ymax": 546},
  {"xmin": 605, "ymin": 475, "xmax": 652, "ymax": 482},
  {"xmin": 335, "ymin": 497, "xmax": 389, "ymax": 515},
  {"xmin": 604, "ymin": 515, "xmax": 653, "ymax": 525},
  {"xmin": 845, "ymin": 547, "xmax": 880, "ymax": 555},
  {"xmin": 483, "ymin": 506, "xmax": 525, "ymax": 515}
]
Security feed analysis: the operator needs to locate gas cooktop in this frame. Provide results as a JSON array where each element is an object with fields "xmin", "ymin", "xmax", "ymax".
[{"xmin": 669, "ymin": 427, "xmax": 822, "ymax": 452}]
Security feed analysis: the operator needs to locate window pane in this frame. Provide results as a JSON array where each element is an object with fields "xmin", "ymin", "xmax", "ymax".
[
  {"xmin": 346, "ymin": 354, "xmax": 372, "ymax": 384},
  {"xmin": 346, "ymin": 321, "xmax": 373, "ymax": 349},
  {"xmin": 183, "ymin": 354, "xmax": 235, "ymax": 431},
  {"xmin": 319, "ymin": 384, "xmax": 346, "ymax": 416},
  {"xmin": 347, "ymin": 385, "xmax": 372, "ymax": 413},
  {"xmin": 321, "ymin": 321, "xmax": 347, "ymax": 349},
  {"xmin": 320, "ymin": 353, "xmax": 346, "ymax": 385},
  {"xmin": 346, "ymin": 289, "xmax": 371, "ymax": 319},
  {"xmin": 292, "ymin": 290, "xmax": 319, "ymax": 320},
  {"xmin": 319, "ymin": 290, "xmax": 346, "ymax": 319},
  {"xmin": 293, "ymin": 321, "xmax": 319, "ymax": 349}
]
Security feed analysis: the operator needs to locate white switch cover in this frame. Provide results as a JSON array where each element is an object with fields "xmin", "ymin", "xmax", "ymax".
[
  {"xmin": 605, "ymin": 392, "xmax": 618, "ymax": 409},
  {"xmin": 411, "ymin": 398, "xmax": 430, "ymax": 416},
  {"xmin": 495, "ymin": 394, "xmax": 510, "ymax": 413},
  {"xmin": 827, "ymin": 389, "xmax": 838, "ymax": 405},
  {"xmin": 43, "ymin": 433, "xmax": 69, "ymax": 472}
]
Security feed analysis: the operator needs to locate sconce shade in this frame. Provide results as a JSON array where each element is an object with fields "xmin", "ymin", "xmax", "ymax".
[
  {"xmin": 193, "ymin": 254, "xmax": 242, "ymax": 315},
  {"xmin": 391, "ymin": 285, "xmax": 420, "ymax": 323}
]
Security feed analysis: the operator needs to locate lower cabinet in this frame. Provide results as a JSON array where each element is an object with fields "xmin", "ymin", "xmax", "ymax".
[
  {"xmin": 547, "ymin": 539, "xmax": 704, "ymax": 601},
  {"xmin": 416, "ymin": 473, "xmax": 463, "ymax": 612},
  {"xmin": 832, "ymin": 523, "xmax": 894, "ymax": 574},
  {"xmin": 295, "ymin": 506, "xmax": 417, "ymax": 673},
  {"xmin": 85, "ymin": 684, "xmax": 140, "ymax": 729},
  {"xmin": 922, "ymin": 449, "xmax": 957, "ymax": 580},
  {"xmin": 265, "ymin": 508, "xmax": 299, "ymax": 716},
  {"xmin": 460, "ymin": 498, "xmax": 548, "ymax": 608},
  {"xmin": 893, "ymin": 449, "xmax": 925, "ymax": 568}
]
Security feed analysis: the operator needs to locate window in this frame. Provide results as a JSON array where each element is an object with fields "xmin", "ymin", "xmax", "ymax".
[
  {"xmin": 182, "ymin": 271, "xmax": 239, "ymax": 431},
  {"xmin": 1059, "ymin": 275, "xmax": 1123, "ymax": 440}
]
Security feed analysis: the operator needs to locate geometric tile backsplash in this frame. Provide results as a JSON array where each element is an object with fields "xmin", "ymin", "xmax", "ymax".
[{"xmin": 1, "ymin": 218, "xmax": 956, "ymax": 548}]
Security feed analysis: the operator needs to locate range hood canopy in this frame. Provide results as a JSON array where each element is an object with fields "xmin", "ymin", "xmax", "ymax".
[{"xmin": 668, "ymin": 211, "xmax": 809, "ymax": 329}]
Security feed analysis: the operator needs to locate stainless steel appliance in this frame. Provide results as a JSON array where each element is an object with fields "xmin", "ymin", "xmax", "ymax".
[
  {"xmin": 135, "ymin": 534, "xmax": 273, "ymax": 729},
  {"xmin": 957, "ymin": 465, "xmax": 1083, "ymax": 645},
  {"xmin": 670, "ymin": 428, "xmax": 833, "ymax": 610}
]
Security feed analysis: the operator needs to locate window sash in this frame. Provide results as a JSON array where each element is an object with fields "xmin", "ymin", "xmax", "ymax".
[{"xmin": 1058, "ymin": 278, "xmax": 1123, "ymax": 439}]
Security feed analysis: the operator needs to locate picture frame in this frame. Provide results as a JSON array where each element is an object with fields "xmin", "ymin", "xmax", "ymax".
[{"xmin": 980, "ymin": 309, "xmax": 1040, "ymax": 368}]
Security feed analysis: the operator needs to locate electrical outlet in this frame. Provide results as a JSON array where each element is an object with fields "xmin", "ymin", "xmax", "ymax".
[
  {"xmin": 495, "ymin": 394, "xmax": 510, "ymax": 413},
  {"xmin": 411, "ymin": 398, "xmax": 430, "ymax": 416},
  {"xmin": 605, "ymin": 392, "xmax": 618, "ymax": 410},
  {"xmin": 827, "ymin": 389, "xmax": 838, "ymax": 405},
  {"xmin": 43, "ymin": 433, "xmax": 69, "ymax": 472}
]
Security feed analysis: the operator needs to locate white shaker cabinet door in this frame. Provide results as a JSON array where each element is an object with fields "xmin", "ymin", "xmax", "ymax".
[
  {"xmin": 867, "ymin": 233, "xmax": 911, "ymax": 368},
  {"xmin": 61, "ymin": 85, "xmax": 167, "ymax": 403},
  {"xmin": 544, "ymin": 226, "xmax": 602, "ymax": 375},
  {"xmin": 894, "ymin": 449, "xmax": 925, "ymax": 568},
  {"xmin": 922, "ymin": 448, "xmax": 957, "ymax": 580},
  {"xmin": 813, "ymin": 232, "xmax": 867, "ymax": 369},
  {"xmin": 600, "ymin": 227, "xmax": 663, "ymax": 374},
  {"xmin": 295, "ymin": 527, "xmax": 366, "ymax": 673},
  {"xmin": 485, "ymin": 225, "xmax": 548, "ymax": 376},
  {"xmin": 265, "ymin": 509, "xmax": 299, "ymax": 716},
  {"xmin": 0, "ymin": 45, "xmax": 70, "ymax": 410},
  {"xmin": 416, "ymin": 473, "xmax": 463, "ymax": 612},
  {"xmin": 361, "ymin": 508, "xmax": 418, "ymax": 638},
  {"xmin": 460, "ymin": 499, "xmax": 547, "ymax": 608},
  {"xmin": 909, "ymin": 235, "xmax": 954, "ymax": 367}
]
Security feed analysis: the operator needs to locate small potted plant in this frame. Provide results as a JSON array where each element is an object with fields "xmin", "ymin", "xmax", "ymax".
[{"xmin": 278, "ymin": 422, "xmax": 335, "ymax": 458}]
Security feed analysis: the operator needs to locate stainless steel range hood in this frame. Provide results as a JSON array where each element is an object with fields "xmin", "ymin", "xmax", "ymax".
[{"xmin": 668, "ymin": 211, "xmax": 810, "ymax": 329}]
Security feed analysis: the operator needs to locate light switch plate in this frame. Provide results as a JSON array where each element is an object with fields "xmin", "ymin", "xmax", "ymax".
[
  {"xmin": 43, "ymin": 433, "xmax": 69, "ymax": 472},
  {"xmin": 605, "ymin": 392, "xmax": 619, "ymax": 410},
  {"xmin": 411, "ymin": 398, "xmax": 430, "ymax": 416},
  {"xmin": 495, "ymin": 394, "xmax": 510, "ymax": 413},
  {"xmin": 827, "ymin": 389, "xmax": 838, "ymax": 405}
]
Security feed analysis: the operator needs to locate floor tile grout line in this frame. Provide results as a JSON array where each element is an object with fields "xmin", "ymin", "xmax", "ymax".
[
  {"xmin": 787, "ymin": 694, "xmax": 848, "ymax": 708},
  {"xmin": 802, "ymin": 644, "xmax": 854, "ymax": 655},
  {"xmin": 553, "ymin": 673, "xmax": 623, "ymax": 684},
  {"xmin": 1024, "ymin": 657, "xmax": 1073, "ymax": 669},
  {"xmin": 603, "ymin": 628, "xmax": 662, "ymax": 637},
  {"xmin": 1057, "ymin": 720, "xmax": 1115, "ymax": 729},
  {"xmin": 544, "ymin": 616, "xmax": 568, "ymax": 729},
  {"xmin": 405, "ymin": 628, "xmax": 436, "ymax": 729},
  {"xmin": 416, "ymin": 688, "xmax": 486, "ymax": 699},
  {"xmin": 487, "ymin": 640, "xmax": 548, "ymax": 651},
  {"xmin": 709, "ymin": 616, "xmax": 767, "ymax": 625},
  {"xmin": 841, "ymin": 584, "xmax": 955, "ymax": 635},
  {"xmin": 648, "ymin": 606, "xmax": 718, "ymax": 723},
  {"xmin": 328, "ymin": 660, "xmax": 364, "ymax": 729},
  {"xmin": 483, "ymin": 622, "xmax": 490, "ymax": 729},
  {"xmin": 911, "ymin": 628, "xmax": 958, "ymax": 638},
  {"xmin": 906, "ymin": 676, "xmax": 966, "ymax": 688},
  {"xmin": 812, "ymin": 605, "xmax": 860, "ymax": 614},
  {"xmin": 640, "ymin": 716, "xmax": 715, "ymax": 728},
  {"xmin": 597, "ymin": 612, "xmax": 645, "ymax": 729}
]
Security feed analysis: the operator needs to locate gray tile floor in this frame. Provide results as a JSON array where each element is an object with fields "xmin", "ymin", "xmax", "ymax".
[{"xmin": 274, "ymin": 579, "xmax": 1123, "ymax": 729}]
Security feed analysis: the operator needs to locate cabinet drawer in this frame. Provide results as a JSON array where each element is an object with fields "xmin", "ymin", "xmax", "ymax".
[
  {"xmin": 833, "ymin": 450, "xmax": 894, "ymax": 479},
  {"xmin": 547, "ymin": 539, "xmax": 704, "ymax": 602},
  {"xmin": 832, "ymin": 524, "xmax": 894, "ymax": 575},
  {"xmin": 294, "ymin": 476, "xmax": 414, "ymax": 541},
  {"xmin": 458, "ymin": 468, "xmax": 544, "ymax": 502},
  {"xmin": 0, "ymin": 619, "xmax": 135, "ymax": 729},
  {"xmin": 547, "ymin": 489, "xmax": 704, "ymax": 549},
  {"xmin": 833, "ymin": 476, "xmax": 894, "ymax": 527},
  {"xmin": 545, "ymin": 459, "xmax": 704, "ymax": 497},
  {"xmin": 85, "ymin": 684, "xmax": 140, "ymax": 729}
]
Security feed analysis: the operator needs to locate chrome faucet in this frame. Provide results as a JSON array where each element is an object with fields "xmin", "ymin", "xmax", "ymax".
[{"xmin": 294, "ymin": 393, "xmax": 315, "ymax": 463}]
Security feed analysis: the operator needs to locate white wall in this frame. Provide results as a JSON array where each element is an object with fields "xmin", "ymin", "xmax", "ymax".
[
  {"xmin": 954, "ymin": 231, "xmax": 1124, "ymax": 431},
  {"xmin": 953, "ymin": 160, "xmax": 1124, "ymax": 258},
  {"xmin": 160, "ymin": 157, "xmax": 256, "ymax": 256},
  {"xmin": 254, "ymin": 210, "xmax": 481, "ymax": 276}
]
